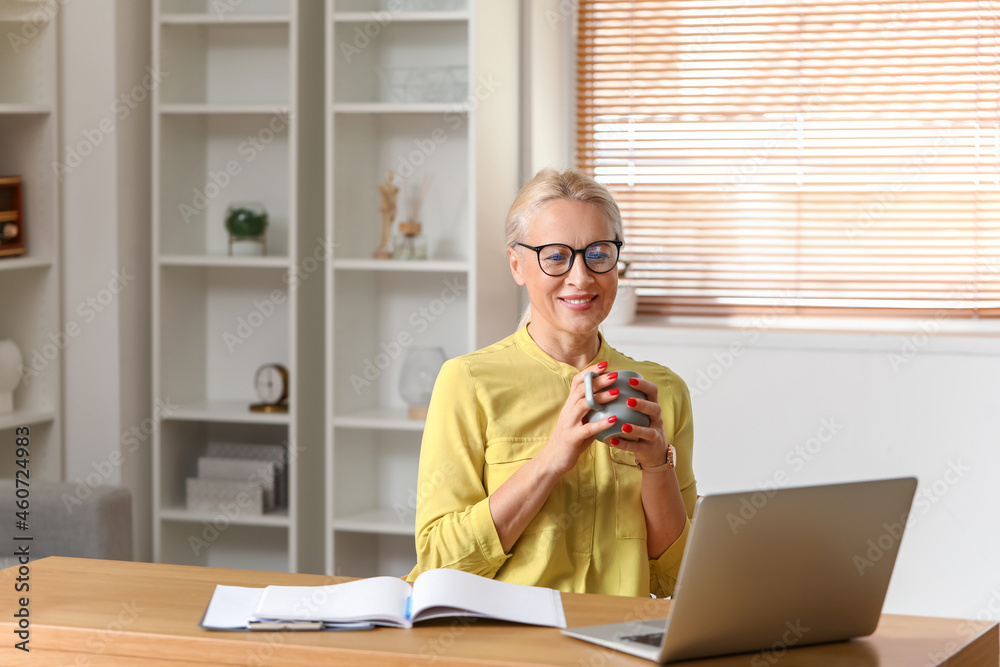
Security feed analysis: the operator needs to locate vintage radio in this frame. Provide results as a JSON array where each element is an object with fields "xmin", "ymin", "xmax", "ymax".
[{"xmin": 0, "ymin": 177, "xmax": 24, "ymax": 258}]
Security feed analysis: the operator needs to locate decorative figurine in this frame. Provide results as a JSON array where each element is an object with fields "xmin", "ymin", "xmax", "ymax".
[{"xmin": 374, "ymin": 171, "xmax": 398, "ymax": 259}]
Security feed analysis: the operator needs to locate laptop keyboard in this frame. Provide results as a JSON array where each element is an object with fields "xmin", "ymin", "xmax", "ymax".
[{"xmin": 621, "ymin": 631, "xmax": 664, "ymax": 647}]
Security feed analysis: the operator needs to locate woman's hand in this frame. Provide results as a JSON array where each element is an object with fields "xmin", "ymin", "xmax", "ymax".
[
  {"xmin": 607, "ymin": 376, "xmax": 670, "ymax": 469},
  {"xmin": 489, "ymin": 361, "xmax": 618, "ymax": 552},
  {"xmin": 538, "ymin": 361, "xmax": 622, "ymax": 476},
  {"xmin": 605, "ymin": 376, "xmax": 686, "ymax": 559}
]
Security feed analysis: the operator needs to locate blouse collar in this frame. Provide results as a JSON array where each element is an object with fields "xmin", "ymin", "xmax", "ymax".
[{"xmin": 513, "ymin": 325, "xmax": 611, "ymax": 378}]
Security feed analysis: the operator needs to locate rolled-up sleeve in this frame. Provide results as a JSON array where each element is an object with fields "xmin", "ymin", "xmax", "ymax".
[
  {"xmin": 407, "ymin": 359, "xmax": 510, "ymax": 581},
  {"xmin": 648, "ymin": 375, "xmax": 698, "ymax": 597}
]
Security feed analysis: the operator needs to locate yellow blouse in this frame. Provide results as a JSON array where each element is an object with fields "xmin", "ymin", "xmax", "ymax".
[{"xmin": 405, "ymin": 326, "xmax": 698, "ymax": 597}]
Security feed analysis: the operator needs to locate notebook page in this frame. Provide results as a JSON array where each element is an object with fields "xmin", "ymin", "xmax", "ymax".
[
  {"xmin": 254, "ymin": 576, "xmax": 413, "ymax": 626},
  {"xmin": 410, "ymin": 569, "xmax": 566, "ymax": 628},
  {"xmin": 201, "ymin": 586, "xmax": 264, "ymax": 630}
]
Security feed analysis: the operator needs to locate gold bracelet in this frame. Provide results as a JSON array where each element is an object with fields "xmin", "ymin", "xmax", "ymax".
[{"xmin": 636, "ymin": 444, "xmax": 675, "ymax": 472}]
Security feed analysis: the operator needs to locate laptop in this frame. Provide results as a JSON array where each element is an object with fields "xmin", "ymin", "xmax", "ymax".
[{"xmin": 561, "ymin": 476, "xmax": 918, "ymax": 663}]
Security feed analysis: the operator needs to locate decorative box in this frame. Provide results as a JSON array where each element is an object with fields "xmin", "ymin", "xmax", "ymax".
[{"xmin": 185, "ymin": 478, "xmax": 264, "ymax": 516}]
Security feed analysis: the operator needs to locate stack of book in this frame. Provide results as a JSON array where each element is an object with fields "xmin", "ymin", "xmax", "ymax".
[{"xmin": 186, "ymin": 443, "xmax": 287, "ymax": 516}]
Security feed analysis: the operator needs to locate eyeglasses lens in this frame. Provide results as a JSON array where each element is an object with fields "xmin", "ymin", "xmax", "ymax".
[{"xmin": 538, "ymin": 242, "xmax": 619, "ymax": 276}]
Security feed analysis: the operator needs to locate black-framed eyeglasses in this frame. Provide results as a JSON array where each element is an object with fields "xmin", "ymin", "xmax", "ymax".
[{"xmin": 515, "ymin": 240, "xmax": 623, "ymax": 277}]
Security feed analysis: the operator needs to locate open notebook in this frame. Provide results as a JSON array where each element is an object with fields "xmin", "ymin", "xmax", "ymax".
[{"xmin": 201, "ymin": 568, "xmax": 566, "ymax": 631}]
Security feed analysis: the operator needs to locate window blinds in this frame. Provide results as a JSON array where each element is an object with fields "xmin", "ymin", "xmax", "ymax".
[{"xmin": 576, "ymin": 0, "xmax": 1000, "ymax": 317}]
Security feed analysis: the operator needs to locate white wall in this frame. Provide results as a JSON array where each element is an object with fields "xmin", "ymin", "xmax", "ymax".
[
  {"xmin": 605, "ymin": 320, "xmax": 1000, "ymax": 621},
  {"xmin": 474, "ymin": 0, "xmax": 523, "ymax": 348},
  {"xmin": 61, "ymin": 0, "xmax": 152, "ymax": 561}
]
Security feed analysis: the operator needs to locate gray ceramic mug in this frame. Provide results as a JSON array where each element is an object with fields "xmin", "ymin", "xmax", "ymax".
[{"xmin": 583, "ymin": 370, "xmax": 650, "ymax": 444}]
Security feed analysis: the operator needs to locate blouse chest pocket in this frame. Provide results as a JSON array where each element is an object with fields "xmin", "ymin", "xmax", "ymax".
[
  {"xmin": 483, "ymin": 438, "xmax": 546, "ymax": 493},
  {"xmin": 484, "ymin": 438, "xmax": 563, "ymax": 535},
  {"xmin": 608, "ymin": 447, "xmax": 647, "ymax": 540}
]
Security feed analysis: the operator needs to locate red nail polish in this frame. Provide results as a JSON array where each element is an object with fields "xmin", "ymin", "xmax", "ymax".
[
  {"xmin": 609, "ymin": 389, "xmax": 619, "ymax": 397},
  {"xmin": 597, "ymin": 361, "xmax": 608, "ymax": 370},
  {"xmin": 627, "ymin": 398, "xmax": 638, "ymax": 408},
  {"xmin": 629, "ymin": 378, "xmax": 639, "ymax": 387},
  {"xmin": 622, "ymin": 423, "xmax": 633, "ymax": 434},
  {"xmin": 608, "ymin": 415, "xmax": 617, "ymax": 424},
  {"xmin": 607, "ymin": 372, "xmax": 618, "ymax": 381},
  {"xmin": 610, "ymin": 438, "xmax": 620, "ymax": 446}
]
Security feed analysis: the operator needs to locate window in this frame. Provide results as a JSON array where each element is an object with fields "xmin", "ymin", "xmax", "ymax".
[{"xmin": 576, "ymin": 0, "xmax": 1000, "ymax": 318}]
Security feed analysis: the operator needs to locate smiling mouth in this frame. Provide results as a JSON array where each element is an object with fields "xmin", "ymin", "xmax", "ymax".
[{"xmin": 560, "ymin": 296, "xmax": 597, "ymax": 305}]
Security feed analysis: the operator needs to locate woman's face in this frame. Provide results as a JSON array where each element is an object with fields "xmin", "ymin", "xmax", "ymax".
[{"xmin": 509, "ymin": 198, "xmax": 619, "ymax": 339}]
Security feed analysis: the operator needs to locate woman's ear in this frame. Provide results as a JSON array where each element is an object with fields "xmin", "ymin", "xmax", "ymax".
[{"xmin": 508, "ymin": 246, "xmax": 527, "ymax": 286}]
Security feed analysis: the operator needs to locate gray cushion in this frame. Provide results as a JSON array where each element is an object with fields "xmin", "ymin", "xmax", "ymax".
[{"xmin": 0, "ymin": 479, "xmax": 132, "ymax": 567}]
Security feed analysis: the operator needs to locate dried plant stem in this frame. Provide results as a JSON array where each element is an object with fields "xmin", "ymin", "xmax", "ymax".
[{"xmin": 409, "ymin": 172, "xmax": 434, "ymax": 222}]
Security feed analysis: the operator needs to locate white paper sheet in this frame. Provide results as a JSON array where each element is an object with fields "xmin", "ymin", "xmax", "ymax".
[{"xmin": 201, "ymin": 585, "xmax": 264, "ymax": 630}]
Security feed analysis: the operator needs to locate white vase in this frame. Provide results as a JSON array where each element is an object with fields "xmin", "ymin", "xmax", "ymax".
[
  {"xmin": 0, "ymin": 339, "xmax": 23, "ymax": 414},
  {"xmin": 605, "ymin": 285, "xmax": 637, "ymax": 326},
  {"xmin": 398, "ymin": 346, "xmax": 446, "ymax": 420}
]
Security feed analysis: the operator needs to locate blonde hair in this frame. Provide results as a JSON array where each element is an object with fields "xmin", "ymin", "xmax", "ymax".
[{"xmin": 505, "ymin": 169, "xmax": 624, "ymax": 329}]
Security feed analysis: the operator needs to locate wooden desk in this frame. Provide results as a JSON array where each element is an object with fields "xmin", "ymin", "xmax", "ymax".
[{"xmin": 0, "ymin": 557, "xmax": 996, "ymax": 666}]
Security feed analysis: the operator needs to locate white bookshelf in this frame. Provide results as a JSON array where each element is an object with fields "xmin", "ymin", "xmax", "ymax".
[
  {"xmin": 325, "ymin": 0, "xmax": 483, "ymax": 577},
  {"xmin": 0, "ymin": 4, "xmax": 61, "ymax": 479},
  {"xmin": 151, "ymin": 0, "xmax": 325, "ymax": 573}
]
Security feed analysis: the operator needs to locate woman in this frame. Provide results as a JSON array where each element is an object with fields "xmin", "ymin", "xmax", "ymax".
[{"xmin": 405, "ymin": 169, "xmax": 697, "ymax": 597}]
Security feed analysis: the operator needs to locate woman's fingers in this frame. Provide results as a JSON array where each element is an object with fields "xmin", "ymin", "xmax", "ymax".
[
  {"xmin": 622, "ymin": 396, "xmax": 661, "ymax": 424},
  {"xmin": 627, "ymin": 376, "xmax": 659, "ymax": 402}
]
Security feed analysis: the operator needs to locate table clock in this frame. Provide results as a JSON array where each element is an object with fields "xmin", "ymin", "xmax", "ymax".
[{"xmin": 250, "ymin": 363, "xmax": 289, "ymax": 413}]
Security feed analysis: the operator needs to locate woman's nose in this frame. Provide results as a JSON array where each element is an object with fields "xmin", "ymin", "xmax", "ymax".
[{"xmin": 564, "ymin": 253, "xmax": 595, "ymax": 286}]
